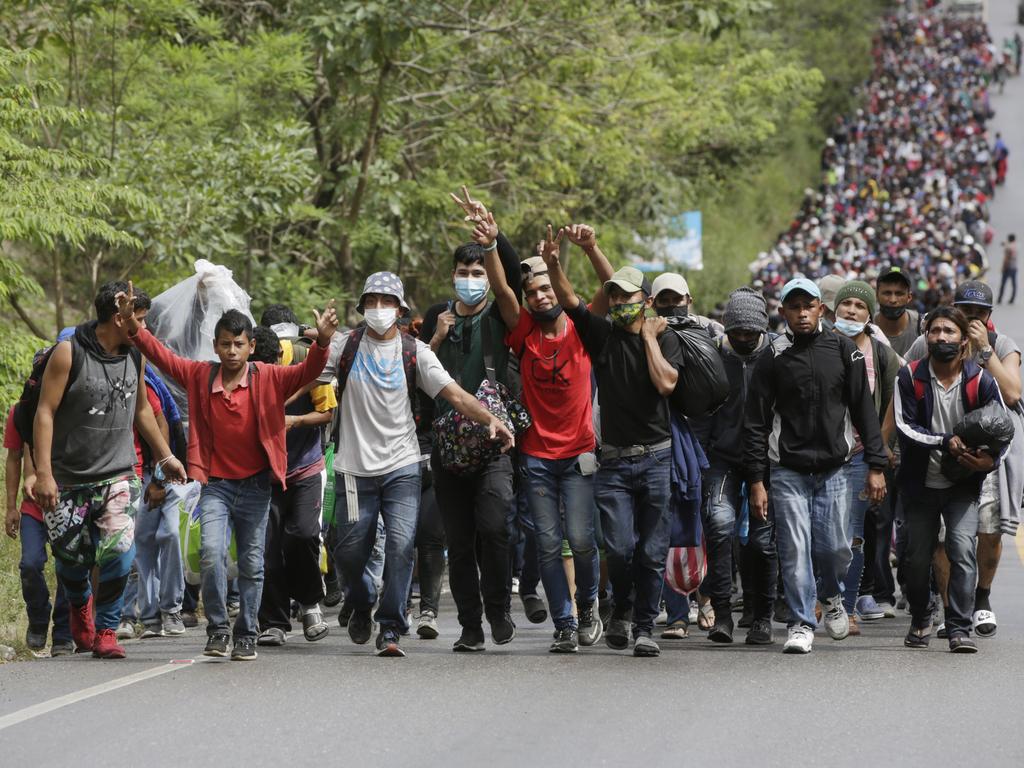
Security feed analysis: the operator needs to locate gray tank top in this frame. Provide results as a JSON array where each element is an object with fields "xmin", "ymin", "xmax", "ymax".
[{"xmin": 52, "ymin": 336, "xmax": 141, "ymax": 487}]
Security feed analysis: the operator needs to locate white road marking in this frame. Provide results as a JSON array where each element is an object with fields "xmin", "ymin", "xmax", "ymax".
[{"xmin": 0, "ymin": 657, "xmax": 209, "ymax": 732}]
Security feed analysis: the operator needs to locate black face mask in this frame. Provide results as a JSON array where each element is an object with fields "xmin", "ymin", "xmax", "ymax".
[
  {"xmin": 656, "ymin": 305, "xmax": 689, "ymax": 318},
  {"xmin": 880, "ymin": 304, "xmax": 907, "ymax": 320},
  {"xmin": 529, "ymin": 305, "xmax": 564, "ymax": 323},
  {"xmin": 928, "ymin": 341, "xmax": 961, "ymax": 363},
  {"xmin": 730, "ymin": 338, "xmax": 759, "ymax": 356}
]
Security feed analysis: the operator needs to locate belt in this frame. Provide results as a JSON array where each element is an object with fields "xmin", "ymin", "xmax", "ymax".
[{"xmin": 600, "ymin": 439, "xmax": 671, "ymax": 461}]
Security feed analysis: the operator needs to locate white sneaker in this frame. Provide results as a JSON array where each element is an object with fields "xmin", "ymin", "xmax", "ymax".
[
  {"xmin": 115, "ymin": 619, "xmax": 137, "ymax": 640},
  {"xmin": 823, "ymin": 596, "xmax": 849, "ymax": 640},
  {"xmin": 783, "ymin": 625, "xmax": 813, "ymax": 654},
  {"xmin": 876, "ymin": 601, "xmax": 896, "ymax": 619}
]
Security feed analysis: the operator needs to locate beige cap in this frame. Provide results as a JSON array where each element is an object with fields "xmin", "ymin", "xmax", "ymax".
[
  {"xmin": 817, "ymin": 274, "xmax": 846, "ymax": 311},
  {"xmin": 651, "ymin": 272, "xmax": 690, "ymax": 300}
]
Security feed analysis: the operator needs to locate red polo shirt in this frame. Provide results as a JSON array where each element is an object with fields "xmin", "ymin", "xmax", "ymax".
[{"xmin": 208, "ymin": 365, "xmax": 270, "ymax": 480}]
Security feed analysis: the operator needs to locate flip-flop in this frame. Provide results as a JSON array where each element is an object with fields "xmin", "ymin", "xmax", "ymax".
[
  {"xmin": 904, "ymin": 628, "xmax": 931, "ymax": 649},
  {"xmin": 698, "ymin": 603, "xmax": 716, "ymax": 631},
  {"xmin": 972, "ymin": 609, "xmax": 997, "ymax": 637}
]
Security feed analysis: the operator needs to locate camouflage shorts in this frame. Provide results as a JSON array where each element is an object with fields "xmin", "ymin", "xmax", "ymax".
[{"xmin": 44, "ymin": 475, "xmax": 142, "ymax": 567}]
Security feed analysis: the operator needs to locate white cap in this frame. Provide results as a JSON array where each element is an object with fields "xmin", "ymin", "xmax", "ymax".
[{"xmin": 651, "ymin": 272, "xmax": 690, "ymax": 300}]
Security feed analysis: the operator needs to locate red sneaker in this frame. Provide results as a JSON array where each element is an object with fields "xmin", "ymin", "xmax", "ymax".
[
  {"xmin": 70, "ymin": 597, "xmax": 96, "ymax": 652},
  {"xmin": 92, "ymin": 628, "xmax": 126, "ymax": 659}
]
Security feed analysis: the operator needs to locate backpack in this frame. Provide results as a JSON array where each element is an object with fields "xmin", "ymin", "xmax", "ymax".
[
  {"xmin": 907, "ymin": 358, "xmax": 980, "ymax": 410},
  {"xmin": 142, "ymin": 366, "xmax": 188, "ymax": 467}
]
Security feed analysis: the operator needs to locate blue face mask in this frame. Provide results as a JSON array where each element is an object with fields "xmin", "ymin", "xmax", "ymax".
[
  {"xmin": 455, "ymin": 277, "xmax": 488, "ymax": 306},
  {"xmin": 833, "ymin": 317, "xmax": 866, "ymax": 338}
]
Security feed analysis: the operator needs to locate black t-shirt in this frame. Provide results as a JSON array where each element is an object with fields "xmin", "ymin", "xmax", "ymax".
[{"xmin": 564, "ymin": 302, "xmax": 684, "ymax": 447}]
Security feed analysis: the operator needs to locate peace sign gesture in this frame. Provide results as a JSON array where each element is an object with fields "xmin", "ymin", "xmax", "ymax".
[
  {"xmin": 449, "ymin": 185, "xmax": 488, "ymax": 224},
  {"xmin": 540, "ymin": 224, "xmax": 564, "ymax": 269}
]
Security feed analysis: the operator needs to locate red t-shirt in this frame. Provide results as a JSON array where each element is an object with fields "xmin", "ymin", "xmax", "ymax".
[
  {"xmin": 208, "ymin": 366, "xmax": 270, "ymax": 480},
  {"xmin": 133, "ymin": 383, "xmax": 164, "ymax": 478},
  {"xmin": 4, "ymin": 407, "xmax": 43, "ymax": 522},
  {"xmin": 506, "ymin": 311, "xmax": 595, "ymax": 460}
]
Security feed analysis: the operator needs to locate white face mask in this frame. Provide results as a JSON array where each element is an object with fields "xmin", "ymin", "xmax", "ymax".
[{"xmin": 364, "ymin": 307, "xmax": 397, "ymax": 335}]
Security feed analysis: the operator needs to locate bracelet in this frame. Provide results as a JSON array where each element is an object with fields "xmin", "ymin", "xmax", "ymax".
[
  {"xmin": 483, "ymin": 240, "xmax": 498, "ymax": 252},
  {"xmin": 156, "ymin": 455, "xmax": 175, "ymax": 468}
]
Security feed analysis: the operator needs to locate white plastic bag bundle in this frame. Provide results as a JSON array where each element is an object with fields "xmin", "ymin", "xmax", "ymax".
[{"xmin": 146, "ymin": 260, "xmax": 254, "ymax": 424}]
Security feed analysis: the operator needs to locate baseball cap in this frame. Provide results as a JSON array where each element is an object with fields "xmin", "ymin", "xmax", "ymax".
[
  {"xmin": 953, "ymin": 280, "xmax": 994, "ymax": 308},
  {"xmin": 877, "ymin": 265, "xmax": 913, "ymax": 289},
  {"xmin": 603, "ymin": 265, "xmax": 652, "ymax": 296},
  {"xmin": 520, "ymin": 256, "xmax": 548, "ymax": 282},
  {"xmin": 779, "ymin": 277, "xmax": 821, "ymax": 303},
  {"xmin": 817, "ymin": 274, "xmax": 846, "ymax": 311},
  {"xmin": 651, "ymin": 273, "xmax": 690, "ymax": 300},
  {"xmin": 358, "ymin": 271, "xmax": 409, "ymax": 313}
]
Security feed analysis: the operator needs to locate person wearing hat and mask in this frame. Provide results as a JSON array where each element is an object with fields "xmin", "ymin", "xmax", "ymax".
[
  {"xmin": 903, "ymin": 280, "xmax": 1021, "ymax": 639},
  {"xmin": 699, "ymin": 287, "xmax": 779, "ymax": 646},
  {"xmin": 317, "ymin": 271, "xmax": 514, "ymax": 656},
  {"xmin": 651, "ymin": 272, "xmax": 724, "ymax": 337},
  {"xmin": 471, "ymin": 210, "xmax": 614, "ymax": 653},
  {"xmin": 744, "ymin": 277, "xmax": 888, "ymax": 654},
  {"xmin": 542, "ymin": 230, "xmax": 685, "ymax": 658},
  {"xmin": 874, "ymin": 267, "xmax": 920, "ymax": 357},
  {"xmin": 830, "ymin": 280, "xmax": 901, "ymax": 634}
]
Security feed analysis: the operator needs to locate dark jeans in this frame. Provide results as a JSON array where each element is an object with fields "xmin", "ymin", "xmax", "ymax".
[
  {"xmin": 999, "ymin": 268, "xmax": 1017, "ymax": 304},
  {"xmin": 415, "ymin": 468, "xmax": 446, "ymax": 616},
  {"xmin": 703, "ymin": 463, "xmax": 777, "ymax": 620},
  {"xmin": 860, "ymin": 466, "xmax": 898, "ymax": 604},
  {"xmin": 259, "ymin": 472, "xmax": 325, "ymax": 632},
  {"xmin": 433, "ymin": 451, "xmax": 514, "ymax": 629},
  {"xmin": 512, "ymin": 476, "xmax": 541, "ymax": 598},
  {"xmin": 20, "ymin": 515, "xmax": 72, "ymax": 644},
  {"xmin": 595, "ymin": 447, "xmax": 673, "ymax": 637},
  {"xmin": 904, "ymin": 486, "xmax": 979, "ymax": 635}
]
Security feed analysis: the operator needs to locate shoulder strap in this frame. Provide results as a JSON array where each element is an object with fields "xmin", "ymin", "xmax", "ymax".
[
  {"xmin": 482, "ymin": 313, "xmax": 496, "ymax": 384},
  {"xmin": 335, "ymin": 327, "xmax": 366, "ymax": 402},
  {"xmin": 400, "ymin": 331, "xmax": 420, "ymax": 427},
  {"xmin": 964, "ymin": 370, "xmax": 981, "ymax": 411},
  {"xmin": 207, "ymin": 362, "xmax": 221, "ymax": 393},
  {"xmin": 908, "ymin": 358, "xmax": 926, "ymax": 402}
]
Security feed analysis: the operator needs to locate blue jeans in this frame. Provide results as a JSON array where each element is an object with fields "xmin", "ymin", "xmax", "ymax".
[
  {"xmin": 199, "ymin": 472, "xmax": 273, "ymax": 639},
  {"xmin": 20, "ymin": 515, "xmax": 72, "ymax": 644},
  {"xmin": 595, "ymin": 448, "xmax": 673, "ymax": 637},
  {"xmin": 333, "ymin": 463, "xmax": 421, "ymax": 633},
  {"xmin": 136, "ymin": 475, "xmax": 197, "ymax": 625},
  {"xmin": 842, "ymin": 453, "xmax": 870, "ymax": 614},
  {"xmin": 521, "ymin": 453, "xmax": 599, "ymax": 630},
  {"xmin": 664, "ymin": 586, "xmax": 690, "ymax": 626},
  {"xmin": 770, "ymin": 464, "xmax": 851, "ymax": 629},
  {"xmin": 512, "ymin": 480, "xmax": 541, "ymax": 598}
]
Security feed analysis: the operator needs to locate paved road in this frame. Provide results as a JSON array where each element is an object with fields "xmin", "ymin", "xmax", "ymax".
[{"xmin": 3, "ymin": 2, "xmax": 1024, "ymax": 766}]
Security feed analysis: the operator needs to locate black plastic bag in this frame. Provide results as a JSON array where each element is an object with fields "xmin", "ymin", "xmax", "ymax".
[
  {"xmin": 940, "ymin": 400, "xmax": 1015, "ymax": 483},
  {"xmin": 667, "ymin": 318, "xmax": 729, "ymax": 418}
]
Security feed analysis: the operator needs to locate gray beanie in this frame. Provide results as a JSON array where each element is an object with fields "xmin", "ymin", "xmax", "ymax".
[{"xmin": 724, "ymin": 287, "xmax": 769, "ymax": 332}]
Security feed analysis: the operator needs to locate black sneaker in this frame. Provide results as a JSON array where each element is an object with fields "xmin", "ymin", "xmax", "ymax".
[
  {"xmin": 521, "ymin": 594, "xmax": 547, "ymax": 624},
  {"xmin": 745, "ymin": 619, "xmax": 774, "ymax": 645},
  {"xmin": 203, "ymin": 632, "xmax": 230, "ymax": 657},
  {"xmin": 375, "ymin": 628, "xmax": 406, "ymax": 657},
  {"xmin": 490, "ymin": 612, "xmax": 516, "ymax": 645},
  {"xmin": 231, "ymin": 637, "xmax": 258, "ymax": 661},
  {"xmin": 348, "ymin": 609, "xmax": 374, "ymax": 645},
  {"xmin": 337, "ymin": 602, "xmax": 353, "ymax": 628},
  {"xmin": 577, "ymin": 601, "xmax": 604, "ymax": 647},
  {"xmin": 549, "ymin": 626, "xmax": 579, "ymax": 654},
  {"xmin": 605, "ymin": 617, "xmax": 631, "ymax": 651},
  {"xmin": 708, "ymin": 615, "xmax": 734, "ymax": 644},
  {"xmin": 452, "ymin": 625, "xmax": 486, "ymax": 652},
  {"xmin": 632, "ymin": 632, "xmax": 661, "ymax": 657}
]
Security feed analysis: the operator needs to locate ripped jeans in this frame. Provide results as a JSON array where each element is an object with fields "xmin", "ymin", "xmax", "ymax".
[{"xmin": 842, "ymin": 452, "xmax": 871, "ymax": 614}]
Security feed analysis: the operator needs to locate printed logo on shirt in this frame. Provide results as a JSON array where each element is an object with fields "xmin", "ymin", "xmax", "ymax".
[
  {"xmin": 530, "ymin": 349, "xmax": 570, "ymax": 387},
  {"xmin": 851, "ymin": 350, "xmax": 865, "ymax": 363},
  {"xmin": 350, "ymin": 347, "xmax": 403, "ymax": 391}
]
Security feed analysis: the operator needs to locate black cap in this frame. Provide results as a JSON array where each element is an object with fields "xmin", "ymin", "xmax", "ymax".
[
  {"xmin": 953, "ymin": 280, "xmax": 993, "ymax": 308},
  {"xmin": 877, "ymin": 265, "xmax": 913, "ymax": 289}
]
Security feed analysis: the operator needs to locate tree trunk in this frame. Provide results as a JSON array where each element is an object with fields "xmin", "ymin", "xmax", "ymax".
[{"xmin": 53, "ymin": 248, "xmax": 65, "ymax": 334}]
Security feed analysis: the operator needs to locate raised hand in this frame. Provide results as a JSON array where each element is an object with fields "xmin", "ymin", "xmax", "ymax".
[
  {"xmin": 471, "ymin": 211, "xmax": 499, "ymax": 247},
  {"xmin": 449, "ymin": 185, "xmax": 488, "ymax": 224},
  {"xmin": 115, "ymin": 280, "xmax": 137, "ymax": 321},
  {"xmin": 540, "ymin": 224, "xmax": 564, "ymax": 269},
  {"xmin": 313, "ymin": 299, "xmax": 340, "ymax": 346},
  {"xmin": 564, "ymin": 223, "xmax": 597, "ymax": 251}
]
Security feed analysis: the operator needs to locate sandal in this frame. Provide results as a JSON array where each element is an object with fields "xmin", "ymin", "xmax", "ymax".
[
  {"xmin": 302, "ymin": 608, "xmax": 330, "ymax": 642},
  {"xmin": 698, "ymin": 603, "xmax": 716, "ymax": 631},
  {"xmin": 904, "ymin": 626, "xmax": 931, "ymax": 649},
  {"xmin": 948, "ymin": 634, "xmax": 978, "ymax": 654}
]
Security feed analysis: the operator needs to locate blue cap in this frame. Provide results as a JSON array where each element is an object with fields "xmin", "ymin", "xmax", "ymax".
[{"xmin": 779, "ymin": 277, "xmax": 821, "ymax": 303}]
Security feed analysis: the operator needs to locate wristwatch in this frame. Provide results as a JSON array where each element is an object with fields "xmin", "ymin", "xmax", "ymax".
[{"xmin": 978, "ymin": 346, "xmax": 993, "ymax": 367}]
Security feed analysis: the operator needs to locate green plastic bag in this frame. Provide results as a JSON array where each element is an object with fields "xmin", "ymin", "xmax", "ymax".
[
  {"xmin": 322, "ymin": 443, "xmax": 336, "ymax": 526},
  {"xmin": 178, "ymin": 484, "xmax": 237, "ymax": 586}
]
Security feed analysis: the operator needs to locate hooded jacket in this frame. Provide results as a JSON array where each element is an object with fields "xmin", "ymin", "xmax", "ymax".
[{"xmin": 702, "ymin": 334, "xmax": 773, "ymax": 469}]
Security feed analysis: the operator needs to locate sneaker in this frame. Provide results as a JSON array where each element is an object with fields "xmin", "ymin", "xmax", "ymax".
[
  {"xmin": 162, "ymin": 611, "xmax": 187, "ymax": 636},
  {"xmin": 302, "ymin": 607, "xmax": 330, "ymax": 641},
  {"xmin": 92, "ymin": 628, "xmax": 126, "ymax": 659},
  {"xmin": 203, "ymin": 632, "xmax": 230, "ymax": 657},
  {"xmin": 632, "ymin": 633, "xmax": 660, "ymax": 657},
  {"xmin": 772, "ymin": 597, "xmax": 791, "ymax": 625},
  {"xmin": 376, "ymin": 628, "xmax": 405, "ymax": 657},
  {"xmin": 745, "ymin": 619, "xmax": 774, "ymax": 645},
  {"xmin": 323, "ymin": 582, "xmax": 343, "ymax": 608},
  {"xmin": 655, "ymin": 605, "xmax": 669, "ymax": 626},
  {"xmin": 936, "ymin": 623, "xmax": 948, "ymax": 639},
  {"xmin": 337, "ymin": 602, "xmax": 354, "ymax": 628},
  {"xmin": 348, "ymin": 609, "xmax": 374, "ymax": 645},
  {"xmin": 577, "ymin": 601, "xmax": 603, "ymax": 647},
  {"xmin": 231, "ymin": 637, "xmax": 258, "ymax": 660},
  {"xmin": 847, "ymin": 613, "xmax": 861, "ymax": 637},
  {"xmin": 876, "ymin": 600, "xmax": 896, "ymax": 619},
  {"xmin": 138, "ymin": 623, "xmax": 163, "ymax": 639},
  {"xmin": 549, "ymin": 626, "xmax": 579, "ymax": 654},
  {"xmin": 520, "ymin": 594, "xmax": 547, "ymax": 624},
  {"xmin": 783, "ymin": 625, "xmax": 814, "ymax": 654},
  {"xmin": 490, "ymin": 612, "xmax": 516, "ymax": 645},
  {"xmin": 50, "ymin": 640, "xmax": 75, "ymax": 657},
  {"xmin": 180, "ymin": 610, "xmax": 199, "ymax": 628},
  {"xmin": 257, "ymin": 627, "xmax": 288, "ymax": 646},
  {"xmin": 972, "ymin": 609, "xmax": 997, "ymax": 638},
  {"xmin": 948, "ymin": 634, "xmax": 978, "ymax": 654},
  {"xmin": 708, "ymin": 615, "xmax": 734, "ymax": 644},
  {"xmin": 227, "ymin": 601, "xmax": 241, "ymax": 619},
  {"xmin": 416, "ymin": 610, "xmax": 439, "ymax": 640},
  {"xmin": 452, "ymin": 625, "xmax": 486, "ymax": 652},
  {"xmin": 687, "ymin": 600, "xmax": 699, "ymax": 625},
  {"xmin": 855, "ymin": 594, "xmax": 885, "ymax": 621},
  {"xmin": 822, "ymin": 596, "xmax": 849, "ymax": 640},
  {"xmin": 605, "ymin": 617, "xmax": 631, "ymax": 651},
  {"xmin": 115, "ymin": 618, "xmax": 137, "ymax": 641},
  {"xmin": 25, "ymin": 628, "xmax": 47, "ymax": 651},
  {"xmin": 661, "ymin": 623, "xmax": 689, "ymax": 639},
  {"xmin": 511, "ymin": 576, "xmax": 520, "ymax": 595}
]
